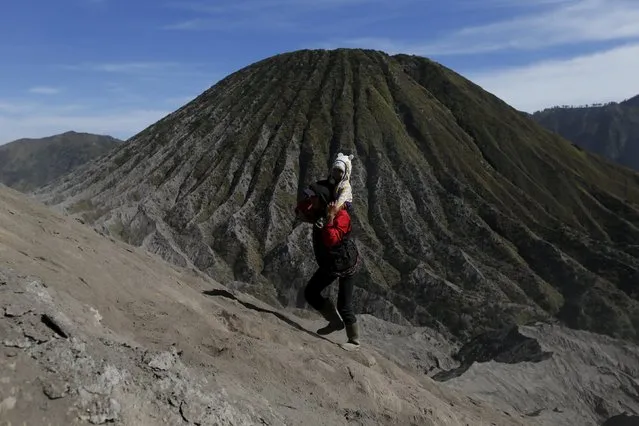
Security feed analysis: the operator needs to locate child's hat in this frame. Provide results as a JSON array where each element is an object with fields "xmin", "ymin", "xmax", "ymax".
[
  {"xmin": 332, "ymin": 152, "xmax": 353, "ymax": 172},
  {"xmin": 332, "ymin": 161, "xmax": 346, "ymax": 172}
]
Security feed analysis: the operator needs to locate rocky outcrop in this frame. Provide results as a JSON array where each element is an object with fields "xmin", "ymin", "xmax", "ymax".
[
  {"xmin": 0, "ymin": 269, "xmax": 281, "ymax": 425},
  {"xmin": 432, "ymin": 325, "xmax": 553, "ymax": 381},
  {"xmin": 438, "ymin": 324, "xmax": 639, "ymax": 426}
]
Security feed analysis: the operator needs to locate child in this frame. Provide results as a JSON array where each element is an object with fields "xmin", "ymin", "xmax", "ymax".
[{"xmin": 327, "ymin": 152, "xmax": 354, "ymax": 224}]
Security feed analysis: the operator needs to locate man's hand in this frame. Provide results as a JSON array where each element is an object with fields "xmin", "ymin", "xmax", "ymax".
[
  {"xmin": 326, "ymin": 201, "xmax": 339, "ymax": 225},
  {"xmin": 326, "ymin": 212, "xmax": 335, "ymax": 225}
]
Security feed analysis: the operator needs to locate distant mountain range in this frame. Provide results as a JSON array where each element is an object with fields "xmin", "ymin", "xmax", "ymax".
[
  {"xmin": 0, "ymin": 131, "xmax": 122, "ymax": 192},
  {"xmin": 532, "ymin": 95, "xmax": 639, "ymax": 171}
]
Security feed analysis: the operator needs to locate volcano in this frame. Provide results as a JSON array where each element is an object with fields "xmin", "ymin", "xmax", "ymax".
[{"xmin": 36, "ymin": 48, "xmax": 639, "ymax": 343}]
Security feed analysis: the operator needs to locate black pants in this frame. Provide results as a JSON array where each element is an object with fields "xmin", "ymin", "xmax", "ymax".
[{"xmin": 304, "ymin": 268, "xmax": 356, "ymax": 325}]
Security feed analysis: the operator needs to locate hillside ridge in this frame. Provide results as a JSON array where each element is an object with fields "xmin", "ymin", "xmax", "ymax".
[
  {"xmin": 0, "ymin": 131, "xmax": 123, "ymax": 192},
  {"xmin": 531, "ymin": 95, "xmax": 639, "ymax": 171}
]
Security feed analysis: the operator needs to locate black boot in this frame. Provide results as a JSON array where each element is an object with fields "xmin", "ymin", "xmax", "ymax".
[
  {"xmin": 345, "ymin": 322, "xmax": 360, "ymax": 345},
  {"xmin": 316, "ymin": 300, "xmax": 344, "ymax": 335}
]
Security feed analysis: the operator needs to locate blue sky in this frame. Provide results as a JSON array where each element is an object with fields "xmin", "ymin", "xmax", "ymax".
[{"xmin": 2, "ymin": 0, "xmax": 639, "ymax": 144}]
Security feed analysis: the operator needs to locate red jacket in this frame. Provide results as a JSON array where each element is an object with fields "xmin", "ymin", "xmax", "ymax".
[
  {"xmin": 311, "ymin": 208, "xmax": 359, "ymax": 275},
  {"xmin": 322, "ymin": 209, "xmax": 351, "ymax": 247}
]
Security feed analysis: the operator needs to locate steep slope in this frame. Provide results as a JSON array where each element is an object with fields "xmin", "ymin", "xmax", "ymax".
[
  {"xmin": 0, "ymin": 131, "xmax": 122, "ymax": 192},
  {"xmin": 36, "ymin": 49, "xmax": 639, "ymax": 344},
  {"xmin": 531, "ymin": 96, "xmax": 639, "ymax": 171},
  {"xmin": 4, "ymin": 181, "xmax": 639, "ymax": 425},
  {"xmin": 0, "ymin": 184, "xmax": 526, "ymax": 425}
]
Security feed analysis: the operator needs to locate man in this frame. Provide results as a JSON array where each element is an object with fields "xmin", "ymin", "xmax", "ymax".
[{"xmin": 294, "ymin": 181, "xmax": 361, "ymax": 346}]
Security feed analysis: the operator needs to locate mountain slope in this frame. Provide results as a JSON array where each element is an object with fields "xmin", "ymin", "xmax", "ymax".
[
  {"xmin": 0, "ymin": 184, "xmax": 522, "ymax": 426},
  {"xmin": 0, "ymin": 131, "xmax": 122, "ymax": 192},
  {"xmin": 3, "ymin": 181, "xmax": 639, "ymax": 425},
  {"xmin": 35, "ymin": 49, "xmax": 639, "ymax": 343},
  {"xmin": 531, "ymin": 96, "xmax": 639, "ymax": 171}
]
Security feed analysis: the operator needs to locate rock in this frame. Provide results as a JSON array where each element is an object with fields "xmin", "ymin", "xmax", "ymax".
[
  {"xmin": 180, "ymin": 397, "xmax": 208, "ymax": 424},
  {"xmin": 0, "ymin": 396, "xmax": 17, "ymax": 413},
  {"xmin": 361, "ymin": 353, "xmax": 377, "ymax": 367},
  {"xmin": 25, "ymin": 279, "xmax": 53, "ymax": 304},
  {"xmin": 23, "ymin": 320, "xmax": 53, "ymax": 343},
  {"xmin": 351, "ymin": 351, "xmax": 377, "ymax": 367},
  {"xmin": 177, "ymin": 389, "xmax": 259, "ymax": 426},
  {"xmin": 146, "ymin": 350, "xmax": 178, "ymax": 371},
  {"xmin": 42, "ymin": 377, "xmax": 70, "ymax": 399},
  {"xmin": 4, "ymin": 304, "xmax": 32, "ymax": 317},
  {"xmin": 80, "ymin": 397, "xmax": 121, "ymax": 425},
  {"xmin": 84, "ymin": 365, "xmax": 125, "ymax": 396},
  {"xmin": 3, "ymin": 338, "xmax": 32, "ymax": 349},
  {"xmin": 168, "ymin": 393, "xmax": 181, "ymax": 407}
]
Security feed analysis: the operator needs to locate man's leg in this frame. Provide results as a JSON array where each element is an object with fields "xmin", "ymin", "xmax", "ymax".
[
  {"xmin": 336, "ymin": 274, "xmax": 356, "ymax": 325},
  {"xmin": 304, "ymin": 268, "xmax": 333, "ymax": 311},
  {"xmin": 304, "ymin": 268, "xmax": 344, "ymax": 335},
  {"xmin": 337, "ymin": 274, "xmax": 359, "ymax": 345}
]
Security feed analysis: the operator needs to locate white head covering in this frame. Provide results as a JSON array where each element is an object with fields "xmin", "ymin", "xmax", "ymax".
[
  {"xmin": 332, "ymin": 160, "xmax": 346, "ymax": 173},
  {"xmin": 331, "ymin": 152, "xmax": 354, "ymax": 183}
]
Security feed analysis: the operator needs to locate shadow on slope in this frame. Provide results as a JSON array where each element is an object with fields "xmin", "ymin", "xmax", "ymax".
[
  {"xmin": 602, "ymin": 413, "xmax": 639, "ymax": 426},
  {"xmin": 433, "ymin": 325, "xmax": 553, "ymax": 381},
  {"xmin": 202, "ymin": 288, "xmax": 333, "ymax": 343}
]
